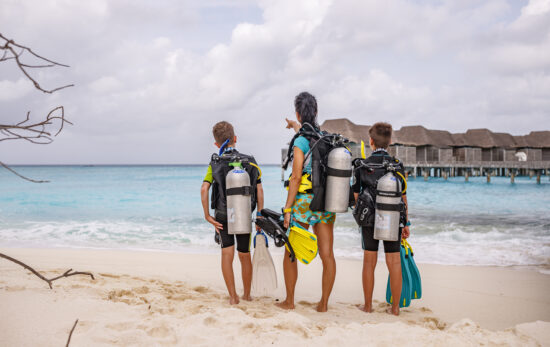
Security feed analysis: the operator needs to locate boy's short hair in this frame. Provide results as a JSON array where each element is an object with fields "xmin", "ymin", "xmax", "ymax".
[
  {"xmin": 212, "ymin": 121, "xmax": 235, "ymax": 145},
  {"xmin": 369, "ymin": 122, "xmax": 392, "ymax": 149}
]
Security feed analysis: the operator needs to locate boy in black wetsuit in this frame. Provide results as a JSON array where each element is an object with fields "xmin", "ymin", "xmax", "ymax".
[
  {"xmin": 200, "ymin": 121, "xmax": 264, "ymax": 305},
  {"xmin": 352, "ymin": 122, "xmax": 410, "ymax": 316}
]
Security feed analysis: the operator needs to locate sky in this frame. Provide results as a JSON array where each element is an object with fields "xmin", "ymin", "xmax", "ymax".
[{"xmin": 1, "ymin": 0, "xmax": 549, "ymax": 165}]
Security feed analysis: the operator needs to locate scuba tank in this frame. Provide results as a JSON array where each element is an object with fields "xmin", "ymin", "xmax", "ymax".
[
  {"xmin": 373, "ymin": 172, "xmax": 402, "ymax": 241},
  {"xmin": 225, "ymin": 165, "xmax": 252, "ymax": 235},
  {"xmin": 324, "ymin": 147, "xmax": 352, "ymax": 213}
]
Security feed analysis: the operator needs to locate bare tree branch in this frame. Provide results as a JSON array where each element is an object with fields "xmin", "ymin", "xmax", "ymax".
[
  {"xmin": 0, "ymin": 33, "xmax": 74, "ymax": 93},
  {"xmin": 0, "ymin": 252, "xmax": 95, "ymax": 289},
  {"xmin": 66, "ymin": 319, "xmax": 79, "ymax": 347},
  {"xmin": 0, "ymin": 161, "xmax": 49, "ymax": 183},
  {"xmin": 0, "ymin": 34, "xmax": 74, "ymax": 182}
]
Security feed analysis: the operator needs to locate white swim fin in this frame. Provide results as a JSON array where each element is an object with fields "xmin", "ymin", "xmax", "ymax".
[{"xmin": 252, "ymin": 231, "xmax": 277, "ymax": 296}]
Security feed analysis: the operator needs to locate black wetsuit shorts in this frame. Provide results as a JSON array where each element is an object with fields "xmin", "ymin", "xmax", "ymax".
[
  {"xmin": 215, "ymin": 212, "xmax": 251, "ymax": 253},
  {"xmin": 361, "ymin": 226, "xmax": 401, "ymax": 253}
]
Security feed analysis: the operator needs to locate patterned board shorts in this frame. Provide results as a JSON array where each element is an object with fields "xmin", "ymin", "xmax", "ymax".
[{"xmin": 291, "ymin": 193, "xmax": 336, "ymax": 226}]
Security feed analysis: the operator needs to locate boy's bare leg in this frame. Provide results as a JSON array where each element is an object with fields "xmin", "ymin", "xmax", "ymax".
[
  {"xmin": 361, "ymin": 250, "xmax": 378, "ymax": 313},
  {"xmin": 221, "ymin": 246, "xmax": 239, "ymax": 305},
  {"xmin": 313, "ymin": 222, "xmax": 336, "ymax": 312},
  {"xmin": 386, "ymin": 252, "xmax": 402, "ymax": 315},
  {"xmin": 238, "ymin": 251, "xmax": 252, "ymax": 301},
  {"xmin": 276, "ymin": 248, "xmax": 298, "ymax": 309}
]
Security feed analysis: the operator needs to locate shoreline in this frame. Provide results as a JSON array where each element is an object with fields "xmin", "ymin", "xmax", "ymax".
[{"xmin": 1, "ymin": 243, "xmax": 548, "ymax": 274}]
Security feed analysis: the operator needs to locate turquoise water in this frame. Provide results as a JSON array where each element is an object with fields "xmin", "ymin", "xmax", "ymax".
[{"xmin": 1, "ymin": 165, "xmax": 549, "ymax": 267}]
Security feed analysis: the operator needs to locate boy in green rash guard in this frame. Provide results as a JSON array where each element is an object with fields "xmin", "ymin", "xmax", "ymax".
[
  {"xmin": 352, "ymin": 122, "xmax": 411, "ymax": 316},
  {"xmin": 200, "ymin": 121, "xmax": 264, "ymax": 305}
]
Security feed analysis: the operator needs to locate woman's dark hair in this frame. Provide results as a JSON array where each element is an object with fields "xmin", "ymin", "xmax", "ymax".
[{"xmin": 294, "ymin": 91, "xmax": 318, "ymax": 128}]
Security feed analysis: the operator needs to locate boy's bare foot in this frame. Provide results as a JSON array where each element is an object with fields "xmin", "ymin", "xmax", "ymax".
[
  {"xmin": 229, "ymin": 295, "xmax": 240, "ymax": 305},
  {"xmin": 358, "ymin": 304, "xmax": 373, "ymax": 313},
  {"xmin": 386, "ymin": 307, "xmax": 399, "ymax": 316},
  {"xmin": 242, "ymin": 294, "xmax": 252, "ymax": 301},
  {"xmin": 316, "ymin": 301, "xmax": 328, "ymax": 312},
  {"xmin": 275, "ymin": 300, "xmax": 295, "ymax": 310}
]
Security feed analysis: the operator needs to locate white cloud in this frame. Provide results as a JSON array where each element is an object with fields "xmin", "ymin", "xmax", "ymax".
[
  {"xmin": 0, "ymin": 78, "xmax": 33, "ymax": 101},
  {"xmin": 0, "ymin": 0, "xmax": 549, "ymax": 165}
]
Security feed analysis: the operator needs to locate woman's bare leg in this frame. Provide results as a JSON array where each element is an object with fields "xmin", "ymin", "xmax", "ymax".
[{"xmin": 313, "ymin": 222, "xmax": 336, "ymax": 312}]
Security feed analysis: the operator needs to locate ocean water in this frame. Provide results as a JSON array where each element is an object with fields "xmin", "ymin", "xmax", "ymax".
[{"xmin": 1, "ymin": 165, "xmax": 549, "ymax": 268}]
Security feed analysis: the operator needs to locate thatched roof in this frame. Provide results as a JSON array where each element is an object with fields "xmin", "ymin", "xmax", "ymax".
[
  {"xmin": 320, "ymin": 118, "xmax": 369, "ymax": 144},
  {"xmin": 525, "ymin": 131, "xmax": 550, "ymax": 148},
  {"xmin": 319, "ymin": 118, "xmax": 549, "ymax": 149}
]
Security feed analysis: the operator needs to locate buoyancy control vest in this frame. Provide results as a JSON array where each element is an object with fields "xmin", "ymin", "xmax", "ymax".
[
  {"xmin": 352, "ymin": 153, "xmax": 407, "ymax": 231},
  {"xmin": 282, "ymin": 124, "xmax": 353, "ymax": 212},
  {"xmin": 210, "ymin": 149, "xmax": 260, "ymax": 222}
]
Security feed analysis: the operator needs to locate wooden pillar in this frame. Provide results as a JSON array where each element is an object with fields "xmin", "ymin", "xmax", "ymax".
[
  {"xmin": 537, "ymin": 170, "xmax": 541, "ymax": 184},
  {"xmin": 423, "ymin": 169, "xmax": 429, "ymax": 181},
  {"xmin": 529, "ymin": 170, "xmax": 534, "ymax": 179},
  {"xmin": 511, "ymin": 171, "xmax": 515, "ymax": 184},
  {"xmin": 443, "ymin": 170, "xmax": 448, "ymax": 180},
  {"xmin": 465, "ymin": 170, "xmax": 469, "ymax": 182},
  {"xmin": 487, "ymin": 170, "xmax": 491, "ymax": 183}
]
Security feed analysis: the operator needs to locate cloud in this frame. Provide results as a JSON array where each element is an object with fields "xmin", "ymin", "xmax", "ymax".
[
  {"xmin": 0, "ymin": 78, "xmax": 34, "ymax": 101},
  {"xmin": 0, "ymin": 0, "xmax": 548, "ymax": 165}
]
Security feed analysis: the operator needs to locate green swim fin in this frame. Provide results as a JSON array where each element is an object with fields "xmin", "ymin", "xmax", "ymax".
[
  {"xmin": 403, "ymin": 240, "xmax": 422, "ymax": 300},
  {"xmin": 252, "ymin": 231, "xmax": 277, "ymax": 296},
  {"xmin": 386, "ymin": 240, "xmax": 413, "ymax": 308}
]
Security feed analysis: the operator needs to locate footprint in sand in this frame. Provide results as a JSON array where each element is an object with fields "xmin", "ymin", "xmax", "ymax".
[
  {"xmin": 423, "ymin": 317, "xmax": 447, "ymax": 330},
  {"xmin": 203, "ymin": 316, "xmax": 217, "ymax": 326}
]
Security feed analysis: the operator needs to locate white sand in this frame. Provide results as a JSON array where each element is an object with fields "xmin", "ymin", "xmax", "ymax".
[{"xmin": 1, "ymin": 247, "xmax": 549, "ymax": 346}]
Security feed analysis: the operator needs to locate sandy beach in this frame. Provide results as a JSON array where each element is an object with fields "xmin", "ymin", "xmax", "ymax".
[{"xmin": 0, "ymin": 247, "xmax": 549, "ymax": 346}]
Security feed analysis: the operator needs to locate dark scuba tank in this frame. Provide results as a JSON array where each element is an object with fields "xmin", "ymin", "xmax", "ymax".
[
  {"xmin": 325, "ymin": 147, "xmax": 352, "ymax": 213},
  {"xmin": 225, "ymin": 166, "xmax": 252, "ymax": 235},
  {"xmin": 373, "ymin": 172, "xmax": 401, "ymax": 241}
]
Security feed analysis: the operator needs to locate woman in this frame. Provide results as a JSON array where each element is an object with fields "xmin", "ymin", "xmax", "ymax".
[{"xmin": 277, "ymin": 91, "xmax": 336, "ymax": 312}]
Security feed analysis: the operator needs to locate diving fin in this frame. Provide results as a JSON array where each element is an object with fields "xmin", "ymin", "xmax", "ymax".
[
  {"xmin": 286, "ymin": 224, "xmax": 318, "ymax": 265},
  {"xmin": 252, "ymin": 231, "xmax": 277, "ymax": 296},
  {"xmin": 386, "ymin": 240, "xmax": 413, "ymax": 308},
  {"xmin": 403, "ymin": 240, "xmax": 422, "ymax": 300}
]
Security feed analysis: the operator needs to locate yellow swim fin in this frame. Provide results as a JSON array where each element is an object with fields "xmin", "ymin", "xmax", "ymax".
[{"xmin": 285, "ymin": 225, "xmax": 318, "ymax": 264}]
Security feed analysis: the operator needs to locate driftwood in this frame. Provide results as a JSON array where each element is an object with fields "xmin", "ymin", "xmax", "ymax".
[
  {"xmin": 0, "ymin": 252, "xmax": 94, "ymax": 289},
  {"xmin": 0, "ymin": 33, "xmax": 73, "ymax": 182},
  {"xmin": 66, "ymin": 319, "xmax": 78, "ymax": 347}
]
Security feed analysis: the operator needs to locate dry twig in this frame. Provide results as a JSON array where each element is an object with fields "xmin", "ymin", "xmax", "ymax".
[
  {"xmin": 0, "ymin": 252, "xmax": 95, "ymax": 289},
  {"xmin": 0, "ymin": 33, "xmax": 74, "ymax": 182},
  {"xmin": 66, "ymin": 319, "xmax": 79, "ymax": 347},
  {"xmin": 0, "ymin": 33, "xmax": 74, "ymax": 93}
]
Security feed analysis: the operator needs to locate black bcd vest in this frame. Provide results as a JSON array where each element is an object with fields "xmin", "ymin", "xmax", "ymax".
[
  {"xmin": 283, "ymin": 124, "xmax": 353, "ymax": 212},
  {"xmin": 210, "ymin": 150, "xmax": 259, "ymax": 220},
  {"xmin": 352, "ymin": 154, "xmax": 406, "ymax": 227}
]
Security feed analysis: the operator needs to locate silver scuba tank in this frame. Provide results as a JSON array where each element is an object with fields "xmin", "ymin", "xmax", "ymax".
[
  {"xmin": 226, "ymin": 166, "xmax": 252, "ymax": 235},
  {"xmin": 325, "ymin": 147, "xmax": 352, "ymax": 213},
  {"xmin": 373, "ymin": 172, "xmax": 401, "ymax": 241}
]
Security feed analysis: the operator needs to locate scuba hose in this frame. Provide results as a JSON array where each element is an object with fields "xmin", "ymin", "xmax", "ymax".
[
  {"xmin": 249, "ymin": 162, "xmax": 262, "ymax": 180},
  {"xmin": 395, "ymin": 171, "xmax": 408, "ymax": 194}
]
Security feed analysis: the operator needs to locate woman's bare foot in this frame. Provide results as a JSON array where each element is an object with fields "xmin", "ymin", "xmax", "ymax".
[
  {"xmin": 229, "ymin": 295, "xmax": 240, "ymax": 305},
  {"xmin": 316, "ymin": 301, "xmax": 328, "ymax": 312},
  {"xmin": 242, "ymin": 294, "xmax": 252, "ymax": 302},
  {"xmin": 358, "ymin": 304, "xmax": 373, "ymax": 313},
  {"xmin": 386, "ymin": 307, "xmax": 399, "ymax": 316},
  {"xmin": 275, "ymin": 300, "xmax": 295, "ymax": 310}
]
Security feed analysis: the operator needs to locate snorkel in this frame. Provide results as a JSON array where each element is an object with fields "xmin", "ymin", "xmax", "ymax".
[{"xmin": 218, "ymin": 139, "xmax": 230, "ymax": 156}]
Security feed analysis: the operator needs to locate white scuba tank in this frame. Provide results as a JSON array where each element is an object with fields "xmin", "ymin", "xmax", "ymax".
[
  {"xmin": 226, "ymin": 167, "xmax": 252, "ymax": 235},
  {"xmin": 373, "ymin": 172, "xmax": 401, "ymax": 241},
  {"xmin": 325, "ymin": 147, "xmax": 352, "ymax": 213}
]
